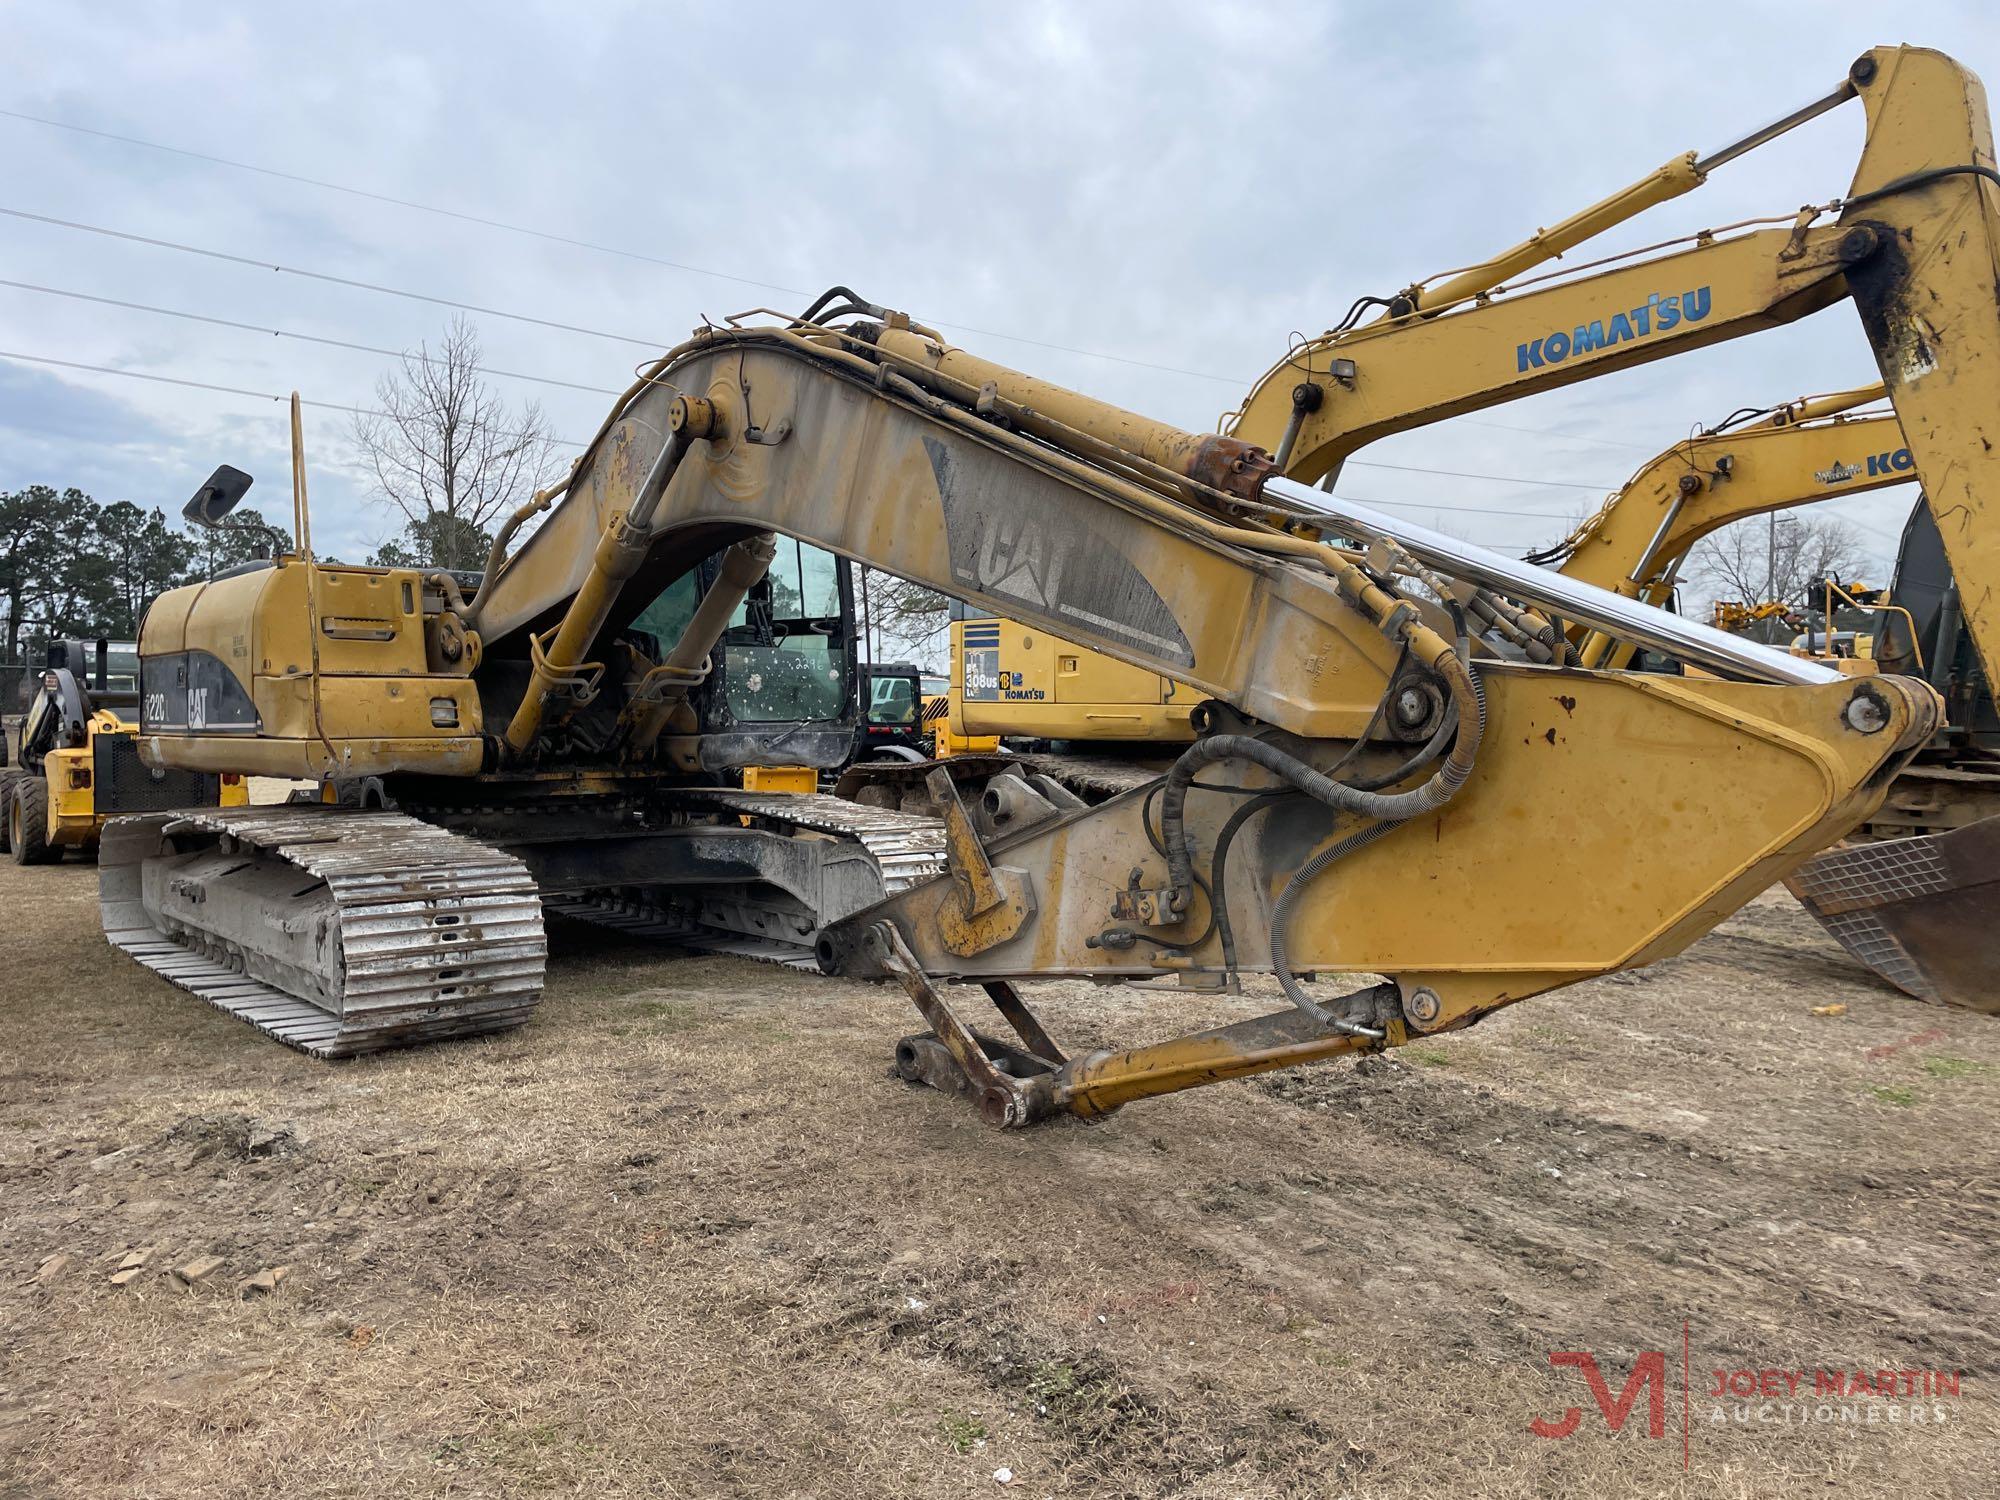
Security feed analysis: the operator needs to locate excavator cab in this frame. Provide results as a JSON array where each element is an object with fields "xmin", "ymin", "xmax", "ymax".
[{"xmin": 625, "ymin": 537, "xmax": 859, "ymax": 771}]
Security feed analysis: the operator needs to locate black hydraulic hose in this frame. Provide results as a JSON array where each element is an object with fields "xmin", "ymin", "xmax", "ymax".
[
  {"xmin": 1208, "ymin": 691, "xmax": 1461, "ymax": 972},
  {"xmin": 1316, "ymin": 638, "xmax": 1410, "ymax": 787},
  {"xmin": 1197, "ymin": 687, "xmax": 1464, "ymax": 976},
  {"xmin": 1841, "ymin": 163, "xmax": 2000, "ymax": 211},
  {"xmin": 1349, "ymin": 701, "xmax": 1459, "ymax": 792},
  {"xmin": 1266, "ymin": 666, "xmax": 1487, "ymax": 1033},
  {"xmin": 1158, "ymin": 657, "xmax": 1485, "ymax": 915},
  {"xmin": 1711, "ymin": 404, "xmax": 1777, "ymax": 435},
  {"xmin": 1268, "ymin": 819, "xmax": 1403, "ymax": 1036},
  {"xmin": 1332, "ymin": 294, "xmax": 1395, "ymax": 334},
  {"xmin": 1093, "ymin": 778, "xmax": 1267, "ymax": 954},
  {"xmin": 794, "ymin": 285, "xmax": 882, "ymax": 326},
  {"xmin": 1210, "ymin": 791, "xmax": 1293, "ymax": 974}
]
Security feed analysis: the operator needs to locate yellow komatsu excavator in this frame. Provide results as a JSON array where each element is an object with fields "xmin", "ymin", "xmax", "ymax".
[
  {"xmin": 1538, "ymin": 384, "xmax": 1906, "ymax": 660},
  {"xmin": 1531, "ymin": 385, "xmax": 1998, "ymax": 1005},
  {"xmin": 942, "ymin": 602, "xmax": 1195, "ymax": 750},
  {"xmin": 101, "ymin": 46, "xmax": 1995, "ymax": 1123}
]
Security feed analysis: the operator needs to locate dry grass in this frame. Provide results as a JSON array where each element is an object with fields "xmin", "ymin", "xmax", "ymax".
[{"xmin": 2, "ymin": 860, "xmax": 1997, "ymax": 1498}]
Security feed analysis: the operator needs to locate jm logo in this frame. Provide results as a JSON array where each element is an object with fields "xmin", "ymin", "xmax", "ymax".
[{"xmin": 1530, "ymin": 1350, "xmax": 1668, "ymax": 1440}]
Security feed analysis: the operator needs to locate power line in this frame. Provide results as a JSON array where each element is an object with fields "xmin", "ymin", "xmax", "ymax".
[
  {"xmin": 1336, "ymin": 492, "xmax": 1584, "ymax": 523},
  {"xmin": 1, "ymin": 208, "xmax": 1636, "ymax": 494},
  {"xmin": 0, "ymin": 206, "xmax": 668, "ymax": 350},
  {"xmin": 0, "ymin": 104, "xmax": 1769, "ymax": 442},
  {"xmin": 1344, "ymin": 458, "xmax": 1616, "ymax": 490},
  {"xmin": 0, "ymin": 107, "xmax": 1726, "ymax": 455},
  {"xmin": 0, "ymin": 106, "xmax": 819, "ymax": 295},
  {"xmin": 0, "ymin": 348, "xmax": 584, "ymax": 446},
  {"xmin": 0, "ymin": 278, "xmax": 623, "ymax": 396},
  {"xmin": 0, "ymin": 106, "xmax": 1243, "ymax": 385},
  {"xmin": 1456, "ymin": 415, "xmax": 1656, "ymax": 452}
]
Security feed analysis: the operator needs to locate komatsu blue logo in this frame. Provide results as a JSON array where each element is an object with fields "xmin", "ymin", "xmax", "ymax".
[{"xmin": 1517, "ymin": 288, "xmax": 1712, "ymax": 372}]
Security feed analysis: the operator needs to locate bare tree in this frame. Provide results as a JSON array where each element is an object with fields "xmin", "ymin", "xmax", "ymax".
[
  {"xmin": 1690, "ymin": 513, "xmax": 1873, "ymax": 608},
  {"xmin": 352, "ymin": 317, "xmax": 563, "ymax": 571},
  {"xmin": 858, "ymin": 568, "xmax": 950, "ymax": 667}
]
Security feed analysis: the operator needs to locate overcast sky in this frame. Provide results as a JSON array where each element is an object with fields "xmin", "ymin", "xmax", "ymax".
[{"xmin": 6, "ymin": 2, "xmax": 2000, "ymax": 602}]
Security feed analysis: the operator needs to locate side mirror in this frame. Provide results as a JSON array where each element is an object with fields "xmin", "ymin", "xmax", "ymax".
[{"xmin": 184, "ymin": 465, "xmax": 254, "ymax": 527}]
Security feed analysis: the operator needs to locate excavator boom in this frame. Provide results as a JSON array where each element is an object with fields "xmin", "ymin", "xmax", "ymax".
[{"xmin": 106, "ymin": 43, "xmax": 2000, "ymax": 1119}]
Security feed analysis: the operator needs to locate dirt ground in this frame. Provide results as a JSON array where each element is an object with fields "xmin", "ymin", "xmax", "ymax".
[{"xmin": 2, "ymin": 855, "xmax": 1996, "ymax": 1499}]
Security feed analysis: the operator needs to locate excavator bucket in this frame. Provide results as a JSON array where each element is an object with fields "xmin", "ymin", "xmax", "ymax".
[{"xmin": 1785, "ymin": 820, "xmax": 2000, "ymax": 1014}]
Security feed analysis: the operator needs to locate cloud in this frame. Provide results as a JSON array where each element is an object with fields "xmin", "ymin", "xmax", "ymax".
[{"xmin": 0, "ymin": 0, "xmax": 1991, "ymax": 600}]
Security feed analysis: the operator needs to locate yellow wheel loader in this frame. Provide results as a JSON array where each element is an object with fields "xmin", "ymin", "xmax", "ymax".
[
  {"xmin": 99, "ymin": 46, "xmax": 1999, "ymax": 1122},
  {"xmin": 3, "ymin": 640, "xmax": 244, "ymax": 866}
]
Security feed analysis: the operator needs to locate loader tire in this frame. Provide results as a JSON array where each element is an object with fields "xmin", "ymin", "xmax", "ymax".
[
  {"xmin": 10, "ymin": 776, "xmax": 56, "ymax": 865},
  {"xmin": 0, "ymin": 770, "xmax": 17, "ymax": 853}
]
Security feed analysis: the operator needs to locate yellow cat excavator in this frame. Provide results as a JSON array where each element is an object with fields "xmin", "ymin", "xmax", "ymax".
[{"xmin": 102, "ymin": 46, "xmax": 1996, "ymax": 1122}]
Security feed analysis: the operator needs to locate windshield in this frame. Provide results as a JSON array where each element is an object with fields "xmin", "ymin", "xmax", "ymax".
[
  {"xmin": 724, "ymin": 541, "xmax": 845, "ymax": 722},
  {"xmin": 626, "ymin": 541, "xmax": 851, "ymax": 726},
  {"xmin": 869, "ymin": 674, "xmax": 919, "ymax": 725}
]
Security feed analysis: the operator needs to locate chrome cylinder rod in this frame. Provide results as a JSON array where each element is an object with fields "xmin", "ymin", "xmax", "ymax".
[
  {"xmin": 1262, "ymin": 475, "xmax": 1841, "ymax": 686},
  {"xmin": 1693, "ymin": 80, "xmax": 1856, "ymax": 175}
]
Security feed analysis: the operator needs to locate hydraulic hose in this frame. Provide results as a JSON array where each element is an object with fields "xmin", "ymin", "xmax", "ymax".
[
  {"xmin": 1268, "ymin": 820, "xmax": 1403, "ymax": 1035},
  {"xmin": 1158, "ymin": 651, "xmax": 1485, "ymax": 916},
  {"xmin": 1267, "ymin": 666, "xmax": 1488, "ymax": 1035},
  {"xmin": 1207, "ymin": 695, "xmax": 1459, "ymax": 974}
]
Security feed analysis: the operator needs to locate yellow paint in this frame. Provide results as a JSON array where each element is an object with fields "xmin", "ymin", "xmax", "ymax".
[
  {"xmin": 742, "ymin": 765, "xmax": 816, "ymax": 794},
  {"xmin": 121, "ymin": 45, "xmax": 1997, "ymax": 1112}
]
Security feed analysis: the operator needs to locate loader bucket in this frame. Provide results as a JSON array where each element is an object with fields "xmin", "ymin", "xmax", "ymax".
[{"xmin": 1785, "ymin": 818, "xmax": 2000, "ymax": 1014}]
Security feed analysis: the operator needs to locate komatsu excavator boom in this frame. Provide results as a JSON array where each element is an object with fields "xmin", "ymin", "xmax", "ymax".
[{"xmin": 105, "ymin": 45, "xmax": 1996, "ymax": 1122}]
